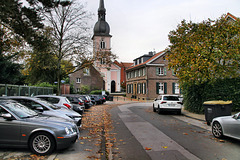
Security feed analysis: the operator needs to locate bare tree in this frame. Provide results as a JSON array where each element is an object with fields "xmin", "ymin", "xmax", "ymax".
[{"xmin": 43, "ymin": 0, "xmax": 93, "ymax": 95}]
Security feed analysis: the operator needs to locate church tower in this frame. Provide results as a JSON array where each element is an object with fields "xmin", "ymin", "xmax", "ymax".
[
  {"xmin": 92, "ymin": 0, "xmax": 121, "ymax": 93},
  {"xmin": 92, "ymin": 0, "xmax": 112, "ymax": 61}
]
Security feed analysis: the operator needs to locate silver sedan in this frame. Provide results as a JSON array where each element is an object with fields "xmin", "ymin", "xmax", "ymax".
[
  {"xmin": 212, "ymin": 112, "xmax": 240, "ymax": 140},
  {"xmin": 0, "ymin": 100, "xmax": 79, "ymax": 155}
]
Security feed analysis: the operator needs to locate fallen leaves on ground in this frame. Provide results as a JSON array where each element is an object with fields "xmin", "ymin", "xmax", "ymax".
[
  {"xmin": 145, "ymin": 147, "xmax": 152, "ymax": 150},
  {"xmin": 80, "ymin": 103, "xmax": 119, "ymax": 159}
]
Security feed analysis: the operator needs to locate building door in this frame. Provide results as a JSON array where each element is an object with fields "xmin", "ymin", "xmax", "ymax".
[{"xmin": 111, "ymin": 81, "xmax": 116, "ymax": 93}]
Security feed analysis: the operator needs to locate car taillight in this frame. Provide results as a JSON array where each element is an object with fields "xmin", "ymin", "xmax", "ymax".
[
  {"xmin": 103, "ymin": 97, "xmax": 106, "ymax": 100},
  {"xmin": 63, "ymin": 103, "xmax": 71, "ymax": 109},
  {"xmin": 161, "ymin": 101, "xmax": 167, "ymax": 104},
  {"xmin": 78, "ymin": 102, "xmax": 83, "ymax": 105}
]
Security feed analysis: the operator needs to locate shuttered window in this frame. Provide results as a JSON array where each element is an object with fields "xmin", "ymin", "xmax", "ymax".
[
  {"xmin": 156, "ymin": 82, "xmax": 166, "ymax": 94},
  {"xmin": 156, "ymin": 67, "xmax": 167, "ymax": 76}
]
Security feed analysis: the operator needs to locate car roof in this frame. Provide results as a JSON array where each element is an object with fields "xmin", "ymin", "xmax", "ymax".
[
  {"xmin": 35, "ymin": 95, "xmax": 66, "ymax": 98},
  {"xmin": 0, "ymin": 99, "xmax": 17, "ymax": 104},
  {"xmin": 0, "ymin": 96, "xmax": 38, "ymax": 100}
]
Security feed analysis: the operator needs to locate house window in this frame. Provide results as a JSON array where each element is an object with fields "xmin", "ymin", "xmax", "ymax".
[
  {"xmin": 156, "ymin": 67, "xmax": 166, "ymax": 76},
  {"xmin": 173, "ymin": 83, "xmax": 180, "ymax": 94},
  {"xmin": 139, "ymin": 69, "xmax": 143, "ymax": 77},
  {"xmin": 159, "ymin": 83, "xmax": 164, "ymax": 94},
  {"xmin": 142, "ymin": 83, "xmax": 146, "ymax": 94},
  {"xmin": 76, "ymin": 88, "xmax": 80, "ymax": 93},
  {"xmin": 143, "ymin": 68, "xmax": 146, "ymax": 76},
  {"xmin": 100, "ymin": 40, "xmax": 105, "ymax": 49},
  {"xmin": 83, "ymin": 68, "xmax": 90, "ymax": 76},
  {"xmin": 131, "ymin": 71, "xmax": 134, "ymax": 78},
  {"xmin": 156, "ymin": 82, "xmax": 167, "ymax": 94},
  {"xmin": 76, "ymin": 78, "xmax": 81, "ymax": 83},
  {"xmin": 138, "ymin": 83, "xmax": 141, "ymax": 94},
  {"xmin": 136, "ymin": 70, "xmax": 139, "ymax": 77}
]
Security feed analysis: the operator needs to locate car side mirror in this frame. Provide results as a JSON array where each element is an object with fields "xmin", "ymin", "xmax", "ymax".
[
  {"xmin": 154, "ymin": 98, "xmax": 157, "ymax": 101},
  {"xmin": 232, "ymin": 113, "xmax": 239, "ymax": 120},
  {"xmin": 2, "ymin": 113, "xmax": 14, "ymax": 120}
]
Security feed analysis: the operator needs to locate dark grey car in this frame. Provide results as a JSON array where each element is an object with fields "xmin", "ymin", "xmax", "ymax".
[
  {"xmin": 0, "ymin": 100, "xmax": 79, "ymax": 155},
  {"xmin": 0, "ymin": 96, "xmax": 82, "ymax": 127}
]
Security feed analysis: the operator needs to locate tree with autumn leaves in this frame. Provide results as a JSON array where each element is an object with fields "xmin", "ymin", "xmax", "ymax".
[{"xmin": 167, "ymin": 14, "xmax": 240, "ymax": 113}]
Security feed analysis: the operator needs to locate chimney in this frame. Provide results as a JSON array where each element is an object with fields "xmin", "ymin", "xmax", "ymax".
[{"xmin": 149, "ymin": 51, "xmax": 153, "ymax": 56}]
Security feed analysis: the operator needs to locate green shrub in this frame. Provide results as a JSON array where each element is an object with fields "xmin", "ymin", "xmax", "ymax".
[
  {"xmin": 183, "ymin": 78, "xmax": 240, "ymax": 114},
  {"xmin": 90, "ymin": 90, "xmax": 109, "ymax": 95}
]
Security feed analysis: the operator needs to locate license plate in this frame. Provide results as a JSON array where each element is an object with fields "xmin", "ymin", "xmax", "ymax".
[{"xmin": 168, "ymin": 104, "xmax": 175, "ymax": 107}]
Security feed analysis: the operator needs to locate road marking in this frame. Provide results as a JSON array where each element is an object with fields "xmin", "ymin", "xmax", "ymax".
[{"xmin": 118, "ymin": 103, "xmax": 200, "ymax": 160}]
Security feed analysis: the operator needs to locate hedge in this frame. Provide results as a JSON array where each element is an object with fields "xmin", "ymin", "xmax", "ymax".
[{"xmin": 183, "ymin": 78, "xmax": 240, "ymax": 114}]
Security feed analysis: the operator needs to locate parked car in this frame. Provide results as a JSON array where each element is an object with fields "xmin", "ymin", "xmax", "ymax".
[
  {"xmin": 99, "ymin": 95, "xmax": 106, "ymax": 104},
  {"xmin": 63, "ymin": 94, "xmax": 85, "ymax": 114},
  {"xmin": 90, "ymin": 95, "xmax": 102, "ymax": 105},
  {"xmin": 0, "ymin": 96, "xmax": 82, "ymax": 127},
  {"xmin": 153, "ymin": 95, "xmax": 183, "ymax": 114},
  {"xmin": 212, "ymin": 112, "xmax": 240, "ymax": 140},
  {"xmin": 0, "ymin": 99, "xmax": 79, "ymax": 155},
  {"xmin": 78, "ymin": 95, "xmax": 93, "ymax": 109},
  {"xmin": 35, "ymin": 95, "xmax": 73, "ymax": 110}
]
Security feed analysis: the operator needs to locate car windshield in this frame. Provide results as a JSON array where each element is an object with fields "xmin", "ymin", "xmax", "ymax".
[
  {"xmin": 37, "ymin": 99, "xmax": 60, "ymax": 110},
  {"xmin": 4, "ymin": 101, "xmax": 38, "ymax": 118},
  {"xmin": 163, "ymin": 96, "xmax": 179, "ymax": 101}
]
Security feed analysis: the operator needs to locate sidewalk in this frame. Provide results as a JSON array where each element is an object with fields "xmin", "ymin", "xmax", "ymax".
[{"xmin": 182, "ymin": 108, "xmax": 205, "ymax": 122}]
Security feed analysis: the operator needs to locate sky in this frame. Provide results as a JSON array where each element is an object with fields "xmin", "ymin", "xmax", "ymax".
[{"xmin": 81, "ymin": 0, "xmax": 240, "ymax": 62}]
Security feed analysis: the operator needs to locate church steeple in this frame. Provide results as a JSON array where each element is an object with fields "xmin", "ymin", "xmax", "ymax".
[
  {"xmin": 93, "ymin": 0, "xmax": 111, "ymax": 37},
  {"xmin": 98, "ymin": 0, "xmax": 106, "ymax": 21}
]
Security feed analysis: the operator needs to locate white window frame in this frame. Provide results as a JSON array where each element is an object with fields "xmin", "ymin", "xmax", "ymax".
[
  {"xmin": 175, "ymin": 83, "xmax": 180, "ymax": 94},
  {"xmin": 157, "ymin": 67, "xmax": 164, "ymax": 75},
  {"xmin": 142, "ymin": 83, "xmax": 146, "ymax": 94},
  {"xmin": 143, "ymin": 68, "xmax": 146, "ymax": 76},
  {"xmin": 83, "ymin": 68, "xmax": 90, "ymax": 76},
  {"xmin": 76, "ymin": 78, "xmax": 81, "ymax": 83},
  {"xmin": 159, "ymin": 83, "xmax": 164, "ymax": 94}
]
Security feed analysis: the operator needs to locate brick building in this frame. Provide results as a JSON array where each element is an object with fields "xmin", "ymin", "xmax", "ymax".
[
  {"xmin": 126, "ymin": 51, "xmax": 180, "ymax": 100},
  {"xmin": 69, "ymin": 65, "xmax": 104, "ymax": 93}
]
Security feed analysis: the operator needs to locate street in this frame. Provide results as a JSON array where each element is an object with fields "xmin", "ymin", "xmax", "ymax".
[
  {"xmin": 110, "ymin": 102, "xmax": 240, "ymax": 160},
  {"xmin": 1, "ymin": 101, "xmax": 240, "ymax": 160}
]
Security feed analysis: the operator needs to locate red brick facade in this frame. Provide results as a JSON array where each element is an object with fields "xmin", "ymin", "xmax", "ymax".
[
  {"xmin": 69, "ymin": 65, "xmax": 104, "ymax": 93},
  {"xmin": 126, "ymin": 51, "xmax": 180, "ymax": 100}
]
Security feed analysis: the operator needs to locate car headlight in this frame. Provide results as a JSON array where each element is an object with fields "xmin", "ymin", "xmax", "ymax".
[{"xmin": 65, "ymin": 127, "xmax": 70, "ymax": 135}]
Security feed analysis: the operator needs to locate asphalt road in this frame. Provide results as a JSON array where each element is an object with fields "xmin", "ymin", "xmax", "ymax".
[{"xmin": 110, "ymin": 102, "xmax": 240, "ymax": 160}]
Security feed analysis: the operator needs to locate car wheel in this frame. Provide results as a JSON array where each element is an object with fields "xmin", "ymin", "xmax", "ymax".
[
  {"xmin": 157, "ymin": 106, "xmax": 161, "ymax": 114},
  {"xmin": 153, "ymin": 105, "xmax": 156, "ymax": 112},
  {"xmin": 29, "ymin": 132, "xmax": 55, "ymax": 155},
  {"xmin": 212, "ymin": 121, "xmax": 224, "ymax": 138}
]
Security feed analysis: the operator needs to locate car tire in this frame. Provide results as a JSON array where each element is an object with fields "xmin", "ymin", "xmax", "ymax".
[
  {"xmin": 29, "ymin": 132, "xmax": 55, "ymax": 155},
  {"xmin": 157, "ymin": 106, "xmax": 162, "ymax": 114},
  {"xmin": 153, "ymin": 105, "xmax": 156, "ymax": 112},
  {"xmin": 212, "ymin": 121, "xmax": 224, "ymax": 138}
]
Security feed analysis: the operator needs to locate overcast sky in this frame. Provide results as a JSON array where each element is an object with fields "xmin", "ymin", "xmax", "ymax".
[{"xmin": 81, "ymin": 0, "xmax": 239, "ymax": 62}]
